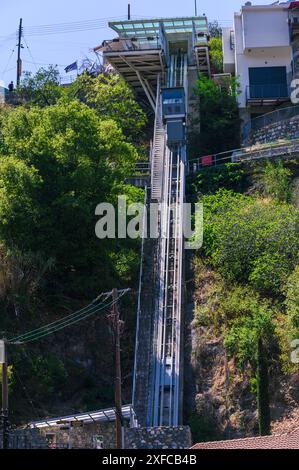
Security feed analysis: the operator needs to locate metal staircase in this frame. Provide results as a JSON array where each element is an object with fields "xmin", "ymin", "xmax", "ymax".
[
  {"xmin": 151, "ymin": 77, "xmax": 166, "ymax": 201},
  {"xmin": 195, "ymin": 46, "xmax": 211, "ymax": 76}
]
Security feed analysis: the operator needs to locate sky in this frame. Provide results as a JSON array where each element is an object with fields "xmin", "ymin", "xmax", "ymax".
[{"xmin": 0, "ymin": 0, "xmax": 263, "ymax": 86}]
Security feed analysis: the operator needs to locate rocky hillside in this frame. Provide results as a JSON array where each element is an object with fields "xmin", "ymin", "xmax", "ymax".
[{"xmin": 186, "ymin": 159, "xmax": 299, "ymax": 443}]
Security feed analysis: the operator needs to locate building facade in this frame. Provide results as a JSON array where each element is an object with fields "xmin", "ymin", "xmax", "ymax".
[{"xmin": 223, "ymin": 1, "xmax": 299, "ymax": 128}]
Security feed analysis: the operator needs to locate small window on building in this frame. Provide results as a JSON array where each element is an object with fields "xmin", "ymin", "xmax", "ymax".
[{"xmin": 230, "ymin": 30, "xmax": 235, "ymax": 51}]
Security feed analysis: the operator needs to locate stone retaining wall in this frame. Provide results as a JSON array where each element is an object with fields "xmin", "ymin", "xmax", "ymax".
[
  {"xmin": 125, "ymin": 426, "xmax": 192, "ymax": 449},
  {"xmin": 249, "ymin": 116, "xmax": 299, "ymax": 145},
  {"xmin": 5, "ymin": 424, "xmax": 192, "ymax": 449}
]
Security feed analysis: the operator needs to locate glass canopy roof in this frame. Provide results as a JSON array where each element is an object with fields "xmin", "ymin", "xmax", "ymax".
[{"xmin": 109, "ymin": 17, "xmax": 209, "ymax": 38}]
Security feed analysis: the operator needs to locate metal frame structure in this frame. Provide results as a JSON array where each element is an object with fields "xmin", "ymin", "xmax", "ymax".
[
  {"xmin": 96, "ymin": 16, "xmax": 210, "ymax": 105},
  {"xmin": 147, "ymin": 54, "xmax": 187, "ymax": 426},
  {"xmin": 29, "ymin": 405, "xmax": 137, "ymax": 429},
  {"xmin": 188, "ymin": 139, "xmax": 299, "ymax": 174},
  {"xmin": 99, "ymin": 15, "xmax": 209, "ymax": 428}
]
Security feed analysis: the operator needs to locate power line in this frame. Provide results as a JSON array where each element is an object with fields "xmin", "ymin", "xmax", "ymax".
[
  {"xmin": 1, "ymin": 47, "xmax": 15, "ymax": 76},
  {"xmin": 24, "ymin": 16, "xmax": 127, "ymax": 30},
  {"xmin": 23, "ymin": 60, "xmax": 68, "ymax": 67},
  {"xmin": 18, "ymin": 301, "xmax": 115, "ymax": 344},
  {"xmin": 22, "ymin": 16, "xmax": 128, "ymax": 37},
  {"xmin": 9, "ymin": 296, "xmax": 111, "ymax": 343},
  {"xmin": 23, "ymin": 26, "xmax": 110, "ymax": 37},
  {"xmin": 22, "ymin": 35, "xmax": 38, "ymax": 72},
  {"xmin": 7, "ymin": 289, "xmax": 130, "ymax": 344}
]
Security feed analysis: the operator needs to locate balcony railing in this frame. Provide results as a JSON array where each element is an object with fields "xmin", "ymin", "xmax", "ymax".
[
  {"xmin": 101, "ymin": 36, "xmax": 161, "ymax": 54},
  {"xmin": 246, "ymin": 84, "xmax": 289, "ymax": 102}
]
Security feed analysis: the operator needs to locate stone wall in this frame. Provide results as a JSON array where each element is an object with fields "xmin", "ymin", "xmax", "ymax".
[
  {"xmin": 38, "ymin": 421, "xmax": 119, "ymax": 449},
  {"xmin": 5, "ymin": 421, "xmax": 120, "ymax": 449},
  {"xmin": 2, "ymin": 429, "xmax": 49, "ymax": 449},
  {"xmin": 249, "ymin": 116, "xmax": 299, "ymax": 145},
  {"xmin": 125, "ymin": 426, "xmax": 192, "ymax": 450},
  {"xmin": 6, "ymin": 424, "xmax": 192, "ymax": 449}
]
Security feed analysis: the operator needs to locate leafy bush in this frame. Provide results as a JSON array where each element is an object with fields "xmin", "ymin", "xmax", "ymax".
[
  {"xmin": 224, "ymin": 308, "xmax": 275, "ymax": 369},
  {"xmin": 201, "ymin": 190, "xmax": 299, "ymax": 294},
  {"xmin": 192, "ymin": 163, "xmax": 246, "ymax": 195},
  {"xmin": 259, "ymin": 160, "xmax": 292, "ymax": 203}
]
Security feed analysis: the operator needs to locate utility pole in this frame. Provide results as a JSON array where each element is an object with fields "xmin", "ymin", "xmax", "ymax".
[
  {"xmin": 0, "ymin": 340, "xmax": 9, "ymax": 449},
  {"xmin": 194, "ymin": 0, "xmax": 198, "ymax": 17},
  {"xmin": 108, "ymin": 289, "xmax": 124, "ymax": 449},
  {"xmin": 128, "ymin": 4, "xmax": 131, "ymax": 21},
  {"xmin": 16, "ymin": 18, "xmax": 23, "ymax": 88}
]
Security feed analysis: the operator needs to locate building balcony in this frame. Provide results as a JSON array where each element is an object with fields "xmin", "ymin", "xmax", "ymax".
[
  {"xmin": 246, "ymin": 84, "xmax": 290, "ymax": 106},
  {"xmin": 97, "ymin": 36, "xmax": 162, "ymax": 54}
]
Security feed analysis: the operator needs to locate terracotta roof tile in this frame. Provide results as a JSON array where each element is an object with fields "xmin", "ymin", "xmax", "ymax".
[{"xmin": 191, "ymin": 428, "xmax": 299, "ymax": 449}]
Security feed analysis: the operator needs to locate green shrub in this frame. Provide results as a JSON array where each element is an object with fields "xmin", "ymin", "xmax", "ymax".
[{"xmin": 201, "ymin": 190, "xmax": 299, "ymax": 294}]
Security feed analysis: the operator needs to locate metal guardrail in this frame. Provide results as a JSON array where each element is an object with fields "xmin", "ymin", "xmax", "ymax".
[
  {"xmin": 242, "ymin": 105, "xmax": 299, "ymax": 141},
  {"xmin": 246, "ymin": 84, "xmax": 289, "ymax": 101},
  {"xmin": 133, "ymin": 161, "xmax": 151, "ymax": 175},
  {"xmin": 188, "ymin": 139, "xmax": 299, "ymax": 173},
  {"xmin": 102, "ymin": 36, "xmax": 161, "ymax": 53}
]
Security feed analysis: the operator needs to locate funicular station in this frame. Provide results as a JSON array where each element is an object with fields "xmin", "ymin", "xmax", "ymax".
[{"xmin": 95, "ymin": 16, "xmax": 210, "ymax": 428}]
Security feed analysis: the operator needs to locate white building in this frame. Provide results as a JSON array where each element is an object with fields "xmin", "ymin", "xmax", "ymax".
[{"xmin": 223, "ymin": 1, "xmax": 299, "ymax": 125}]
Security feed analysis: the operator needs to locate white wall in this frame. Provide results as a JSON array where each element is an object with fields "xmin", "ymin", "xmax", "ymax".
[
  {"xmin": 222, "ymin": 27, "xmax": 235, "ymax": 74},
  {"xmin": 234, "ymin": 6, "xmax": 292, "ymax": 109},
  {"xmin": 242, "ymin": 7, "xmax": 290, "ymax": 50}
]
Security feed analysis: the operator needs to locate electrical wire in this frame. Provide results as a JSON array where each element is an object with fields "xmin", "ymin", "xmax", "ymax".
[
  {"xmin": 18, "ymin": 298, "xmax": 115, "ymax": 343},
  {"xmin": 22, "ymin": 35, "xmax": 38, "ymax": 72},
  {"xmin": 18, "ymin": 302, "xmax": 114, "ymax": 344},
  {"xmin": 1, "ymin": 47, "xmax": 15, "ymax": 76},
  {"xmin": 8, "ymin": 289, "xmax": 129, "ymax": 344},
  {"xmin": 23, "ymin": 60, "xmax": 68, "ymax": 67},
  {"xmin": 9, "ymin": 294, "xmax": 111, "ymax": 343},
  {"xmin": 22, "ymin": 16, "xmax": 127, "ymax": 37}
]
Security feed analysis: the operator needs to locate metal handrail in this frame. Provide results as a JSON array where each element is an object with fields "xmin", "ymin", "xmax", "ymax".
[
  {"xmin": 246, "ymin": 84, "xmax": 289, "ymax": 101},
  {"xmin": 102, "ymin": 36, "xmax": 161, "ymax": 53},
  {"xmin": 188, "ymin": 138, "xmax": 299, "ymax": 173}
]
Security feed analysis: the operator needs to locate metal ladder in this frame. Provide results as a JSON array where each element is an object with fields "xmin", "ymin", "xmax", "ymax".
[{"xmin": 150, "ymin": 76, "xmax": 166, "ymax": 201}]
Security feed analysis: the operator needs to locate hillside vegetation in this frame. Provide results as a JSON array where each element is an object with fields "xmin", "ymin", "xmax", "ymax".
[
  {"xmin": 189, "ymin": 130, "xmax": 299, "ymax": 441},
  {"xmin": 0, "ymin": 69, "xmax": 146, "ymax": 422}
]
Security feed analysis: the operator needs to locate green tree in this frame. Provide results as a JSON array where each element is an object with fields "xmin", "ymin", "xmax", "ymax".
[
  {"xmin": 201, "ymin": 190, "xmax": 299, "ymax": 294},
  {"xmin": 256, "ymin": 337, "xmax": 271, "ymax": 435},
  {"xmin": 210, "ymin": 37, "xmax": 223, "ymax": 74},
  {"xmin": 224, "ymin": 296, "xmax": 274, "ymax": 436},
  {"xmin": 18, "ymin": 66, "xmax": 64, "ymax": 107},
  {"xmin": 192, "ymin": 163, "xmax": 246, "ymax": 195},
  {"xmin": 70, "ymin": 73, "xmax": 147, "ymax": 143},
  {"xmin": 189, "ymin": 76, "xmax": 240, "ymax": 157},
  {"xmin": 0, "ymin": 99, "xmax": 142, "ymax": 297}
]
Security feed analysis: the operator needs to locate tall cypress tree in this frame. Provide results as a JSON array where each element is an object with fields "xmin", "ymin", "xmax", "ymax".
[{"xmin": 256, "ymin": 337, "xmax": 271, "ymax": 436}]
